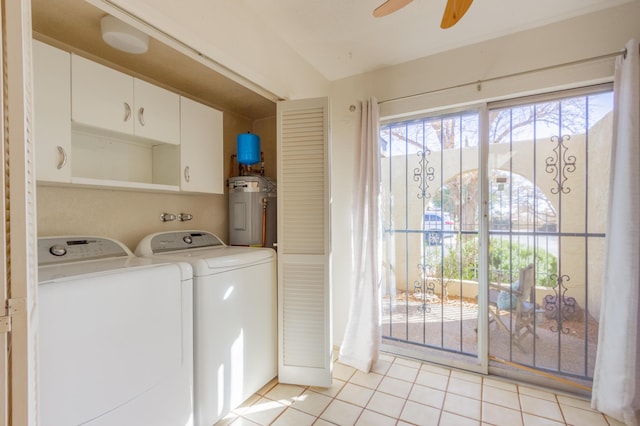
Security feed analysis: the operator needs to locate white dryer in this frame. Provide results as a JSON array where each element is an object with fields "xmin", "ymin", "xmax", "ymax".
[
  {"xmin": 37, "ymin": 236, "xmax": 194, "ymax": 426},
  {"xmin": 135, "ymin": 231, "xmax": 277, "ymax": 426}
]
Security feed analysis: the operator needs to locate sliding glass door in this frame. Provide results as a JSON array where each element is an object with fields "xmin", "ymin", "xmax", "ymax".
[
  {"xmin": 380, "ymin": 85, "xmax": 613, "ymax": 388},
  {"xmin": 379, "ymin": 108, "xmax": 483, "ymax": 370},
  {"xmin": 485, "ymin": 88, "xmax": 612, "ymax": 387}
]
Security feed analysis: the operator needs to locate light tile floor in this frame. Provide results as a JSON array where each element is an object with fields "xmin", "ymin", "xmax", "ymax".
[{"xmin": 217, "ymin": 353, "xmax": 623, "ymax": 426}]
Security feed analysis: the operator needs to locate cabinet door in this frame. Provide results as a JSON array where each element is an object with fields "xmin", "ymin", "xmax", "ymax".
[
  {"xmin": 133, "ymin": 79, "xmax": 179, "ymax": 145},
  {"xmin": 71, "ymin": 54, "xmax": 134, "ymax": 134},
  {"xmin": 33, "ymin": 40, "xmax": 71, "ymax": 183},
  {"xmin": 180, "ymin": 97, "xmax": 223, "ymax": 194}
]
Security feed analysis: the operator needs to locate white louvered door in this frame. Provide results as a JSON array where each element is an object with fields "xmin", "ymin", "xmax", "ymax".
[
  {"xmin": 277, "ymin": 97, "xmax": 332, "ymax": 387},
  {"xmin": 4, "ymin": 0, "xmax": 38, "ymax": 424}
]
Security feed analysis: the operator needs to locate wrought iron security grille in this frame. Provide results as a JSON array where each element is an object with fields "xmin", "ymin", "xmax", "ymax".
[
  {"xmin": 380, "ymin": 111, "xmax": 480, "ymax": 359},
  {"xmin": 380, "ymin": 86, "xmax": 613, "ymax": 385}
]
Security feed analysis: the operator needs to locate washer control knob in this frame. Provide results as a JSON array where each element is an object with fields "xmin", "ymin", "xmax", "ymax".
[
  {"xmin": 49, "ymin": 245, "xmax": 67, "ymax": 257},
  {"xmin": 183, "ymin": 236, "xmax": 193, "ymax": 245}
]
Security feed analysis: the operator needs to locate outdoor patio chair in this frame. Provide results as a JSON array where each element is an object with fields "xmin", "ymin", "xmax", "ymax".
[{"xmin": 488, "ymin": 263, "xmax": 538, "ymax": 351}]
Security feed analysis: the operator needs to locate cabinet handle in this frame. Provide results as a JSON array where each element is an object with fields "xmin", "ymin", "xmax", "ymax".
[
  {"xmin": 56, "ymin": 146, "xmax": 67, "ymax": 170},
  {"xmin": 184, "ymin": 166, "xmax": 190, "ymax": 183},
  {"xmin": 124, "ymin": 102, "xmax": 131, "ymax": 122},
  {"xmin": 138, "ymin": 107, "xmax": 145, "ymax": 126}
]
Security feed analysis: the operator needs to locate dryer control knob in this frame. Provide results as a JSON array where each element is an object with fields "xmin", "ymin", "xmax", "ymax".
[
  {"xmin": 49, "ymin": 245, "xmax": 67, "ymax": 257},
  {"xmin": 183, "ymin": 236, "xmax": 193, "ymax": 245}
]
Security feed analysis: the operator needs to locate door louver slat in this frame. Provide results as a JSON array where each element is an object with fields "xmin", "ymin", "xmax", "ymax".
[{"xmin": 277, "ymin": 98, "xmax": 332, "ymax": 387}]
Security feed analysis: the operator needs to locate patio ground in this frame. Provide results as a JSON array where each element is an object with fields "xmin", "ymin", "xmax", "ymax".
[{"xmin": 382, "ymin": 292, "xmax": 598, "ymax": 387}]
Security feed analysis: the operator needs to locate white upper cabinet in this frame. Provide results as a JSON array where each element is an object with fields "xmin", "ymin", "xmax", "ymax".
[
  {"xmin": 71, "ymin": 54, "xmax": 134, "ymax": 135},
  {"xmin": 180, "ymin": 96, "xmax": 224, "ymax": 194},
  {"xmin": 34, "ymin": 42, "xmax": 223, "ymax": 192},
  {"xmin": 71, "ymin": 54, "xmax": 179, "ymax": 145},
  {"xmin": 33, "ymin": 40, "xmax": 72, "ymax": 183},
  {"xmin": 133, "ymin": 79, "xmax": 180, "ymax": 144}
]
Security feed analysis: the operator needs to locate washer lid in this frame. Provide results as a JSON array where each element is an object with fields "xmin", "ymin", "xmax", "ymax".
[
  {"xmin": 38, "ymin": 236, "xmax": 132, "ymax": 266},
  {"xmin": 38, "ymin": 258, "xmax": 193, "ymax": 284},
  {"xmin": 38, "ymin": 236, "xmax": 193, "ymax": 282}
]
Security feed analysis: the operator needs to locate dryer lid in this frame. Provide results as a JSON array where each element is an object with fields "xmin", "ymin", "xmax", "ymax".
[
  {"xmin": 196, "ymin": 246, "xmax": 275, "ymax": 272},
  {"xmin": 136, "ymin": 231, "xmax": 225, "ymax": 256},
  {"xmin": 135, "ymin": 231, "xmax": 275, "ymax": 275}
]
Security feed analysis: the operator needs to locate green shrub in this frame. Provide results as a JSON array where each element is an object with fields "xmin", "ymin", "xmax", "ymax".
[
  {"xmin": 427, "ymin": 236, "xmax": 558, "ymax": 287},
  {"xmin": 489, "ymin": 238, "xmax": 557, "ymax": 287}
]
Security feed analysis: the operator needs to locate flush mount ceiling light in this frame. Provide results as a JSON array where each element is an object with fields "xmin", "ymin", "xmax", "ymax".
[{"xmin": 100, "ymin": 15, "xmax": 149, "ymax": 54}]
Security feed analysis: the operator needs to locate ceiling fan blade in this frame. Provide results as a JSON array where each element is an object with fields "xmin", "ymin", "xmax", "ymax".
[
  {"xmin": 373, "ymin": 0, "xmax": 414, "ymax": 18},
  {"xmin": 440, "ymin": 0, "xmax": 474, "ymax": 28}
]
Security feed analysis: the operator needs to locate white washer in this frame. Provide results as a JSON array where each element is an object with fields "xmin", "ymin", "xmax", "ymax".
[
  {"xmin": 135, "ymin": 231, "xmax": 277, "ymax": 426},
  {"xmin": 38, "ymin": 236, "xmax": 194, "ymax": 426}
]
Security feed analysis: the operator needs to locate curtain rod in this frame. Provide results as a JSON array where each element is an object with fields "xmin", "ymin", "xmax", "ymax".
[{"xmin": 379, "ymin": 48, "xmax": 628, "ymax": 106}]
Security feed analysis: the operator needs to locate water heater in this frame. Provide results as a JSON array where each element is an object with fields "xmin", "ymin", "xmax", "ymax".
[{"xmin": 228, "ymin": 176, "xmax": 277, "ymax": 248}]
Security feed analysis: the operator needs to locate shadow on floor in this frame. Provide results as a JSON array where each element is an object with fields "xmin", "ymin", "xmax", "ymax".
[{"xmin": 382, "ymin": 294, "xmax": 598, "ymax": 383}]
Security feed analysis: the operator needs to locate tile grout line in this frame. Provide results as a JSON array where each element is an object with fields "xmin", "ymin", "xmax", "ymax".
[
  {"xmin": 342, "ymin": 356, "xmax": 403, "ymax": 425},
  {"xmin": 516, "ymin": 384, "xmax": 525, "ymax": 426},
  {"xmin": 312, "ymin": 366, "xmax": 353, "ymax": 425},
  {"xmin": 393, "ymin": 372, "xmax": 415, "ymax": 426},
  {"xmin": 350, "ymin": 365, "xmax": 382, "ymax": 425},
  {"xmin": 515, "ymin": 379, "xmax": 526, "ymax": 426},
  {"xmin": 479, "ymin": 375, "xmax": 486, "ymax": 426},
  {"xmin": 269, "ymin": 383, "xmax": 310, "ymax": 425},
  {"xmin": 308, "ymin": 350, "xmax": 343, "ymax": 425},
  {"xmin": 386, "ymin": 355, "xmax": 420, "ymax": 426},
  {"xmin": 436, "ymin": 367, "xmax": 452, "ymax": 424},
  {"xmin": 227, "ymin": 354, "xmax": 604, "ymax": 426},
  {"xmin": 553, "ymin": 392, "xmax": 569, "ymax": 426},
  {"xmin": 440, "ymin": 369, "xmax": 492, "ymax": 425},
  {"xmin": 384, "ymin": 356, "xmax": 417, "ymax": 425}
]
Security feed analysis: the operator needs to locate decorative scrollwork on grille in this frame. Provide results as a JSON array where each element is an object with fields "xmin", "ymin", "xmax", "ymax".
[
  {"xmin": 545, "ymin": 135, "xmax": 576, "ymax": 195},
  {"xmin": 543, "ymin": 273, "xmax": 575, "ymax": 334},
  {"xmin": 413, "ymin": 150, "xmax": 434, "ymax": 199},
  {"xmin": 414, "ymin": 262, "xmax": 436, "ymax": 314}
]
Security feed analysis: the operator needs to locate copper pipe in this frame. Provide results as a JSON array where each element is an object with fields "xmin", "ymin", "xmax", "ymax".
[
  {"xmin": 229, "ymin": 154, "xmax": 237, "ymax": 179},
  {"xmin": 261, "ymin": 198, "xmax": 268, "ymax": 247},
  {"xmin": 260, "ymin": 151, "xmax": 265, "ymax": 176}
]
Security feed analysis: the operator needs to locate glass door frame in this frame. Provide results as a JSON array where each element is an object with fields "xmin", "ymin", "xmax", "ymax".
[
  {"xmin": 381, "ymin": 83, "xmax": 612, "ymax": 387},
  {"xmin": 379, "ymin": 102, "xmax": 491, "ymax": 375}
]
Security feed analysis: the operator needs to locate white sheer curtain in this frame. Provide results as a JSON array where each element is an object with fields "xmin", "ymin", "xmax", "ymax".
[
  {"xmin": 592, "ymin": 39, "xmax": 640, "ymax": 426},
  {"xmin": 339, "ymin": 97, "xmax": 382, "ymax": 372}
]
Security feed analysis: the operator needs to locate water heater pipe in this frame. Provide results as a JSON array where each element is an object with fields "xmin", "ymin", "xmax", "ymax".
[
  {"xmin": 229, "ymin": 154, "xmax": 238, "ymax": 179},
  {"xmin": 262, "ymin": 198, "xmax": 268, "ymax": 247}
]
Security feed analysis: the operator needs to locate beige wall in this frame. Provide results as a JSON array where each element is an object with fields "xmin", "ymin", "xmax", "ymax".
[
  {"xmin": 37, "ymin": 186, "xmax": 227, "ymax": 251},
  {"xmin": 328, "ymin": 1, "xmax": 640, "ymax": 345},
  {"xmin": 36, "ymin": 110, "xmax": 280, "ymax": 251},
  {"xmin": 108, "ymin": 0, "xmax": 329, "ymax": 100}
]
